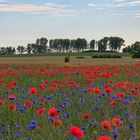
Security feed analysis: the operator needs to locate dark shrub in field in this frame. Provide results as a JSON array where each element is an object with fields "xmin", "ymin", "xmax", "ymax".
[
  {"xmin": 132, "ymin": 51, "xmax": 140, "ymax": 58},
  {"xmin": 92, "ymin": 54, "xmax": 121, "ymax": 58},
  {"xmin": 64, "ymin": 56, "xmax": 70, "ymax": 62},
  {"xmin": 76, "ymin": 56, "xmax": 85, "ymax": 59}
]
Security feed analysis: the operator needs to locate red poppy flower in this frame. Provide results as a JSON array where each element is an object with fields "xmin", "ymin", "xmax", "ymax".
[
  {"xmin": 8, "ymin": 94, "xmax": 16, "ymax": 100},
  {"xmin": 0, "ymin": 79, "xmax": 4, "ymax": 83},
  {"xmin": 53, "ymin": 119, "xmax": 62, "ymax": 127},
  {"xmin": 112, "ymin": 117, "xmax": 121, "ymax": 128},
  {"xmin": 48, "ymin": 107, "xmax": 58, "ymax": 118},
  {"xmin": 105, "ymin": 87, "xmax": 112, "ymax": 93},
  {"xmin": 36, "ymin": 107, "xmax": 45, "ymax": 115},
  {"xmin": 131, "ymin": 88, "xmax": 137, "ymax": 95},
  {"xmin": 29, "ymin": 88, "xmax": 37, "ymax": 94},
  {"xmin": 41, "ymin": 98, "xmax": 46, "ymax": 103},
  {"xmin": 40, "ymin": 84, "xmax": 45, "ymax": 89},
  {"xmin": 9, "ymin": 103, "xmax": 16, "ymax": 111},
  {"xmin": 25, "ymin": 100, "xmax": 32, "ymax": 107},
  {"xmin": 45, "ymin": 80, "xmax": 49, "ymax": 84},
  {"xmin": 82, "ymin": 114, "xmax": 90, "ymax": 119},
  {"xmin": 100, "ymin": 120, "xmax": 112, "ymax": 131},
  {"xmin": 0, "ymin": 99, "xmax": 4, "ymax": 105},
  {"xmin": 93, "ymin": 88, "xmax": 101, "ymax": 94},
  {"xmin": 110, "ymin": 100, "xmax": 117, "ymax": 107},
  {"xmin": 69, "ymin": 126, "xmax": 84, "ymax": 139},
  {"xmin": 98, "ymin": 136, "xmax": 112, "ymax": 140}
]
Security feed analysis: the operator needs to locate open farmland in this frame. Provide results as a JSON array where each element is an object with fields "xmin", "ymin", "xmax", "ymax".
[
  {"xmin": 0, "ymin": 56, "xmax": 139, "ymax": 65},
  {"xmin": 0, "ymin": 62, "xmax": 140, "ymax": 140}
]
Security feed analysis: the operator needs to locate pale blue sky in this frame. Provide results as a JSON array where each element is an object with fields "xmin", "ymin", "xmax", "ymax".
[{"xmin": 0, "ymin": 0, "xmax": 140, "ymax": 47}]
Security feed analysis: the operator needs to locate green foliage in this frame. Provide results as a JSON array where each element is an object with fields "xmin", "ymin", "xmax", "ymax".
[
  {"xmin": 90, "ymin": 39, "xmax": 96, "ymax": 50},
  {"xmin": 97, "ymin": 37, "xmax": 109, "ymax": 51},
  {"xmin": 130, "ymin": 42, "xmax": 140, "ymax": 58},
  {"xmin": 92, "ymin": 54, "xmax": 122, "ymax": 58},
  {"xmin": 109, "ymin": 37, "xmax": 125, "ymax": 51},
  {"xmin": 0, "ymin": 47, "xmax": 16, "ymax": 55}
]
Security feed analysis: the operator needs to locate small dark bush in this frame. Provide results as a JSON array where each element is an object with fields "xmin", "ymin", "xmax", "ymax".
[
  {"xmin": 64, "ymin": 56, "xmax": 70, "ymax": 63},
  {"xmin": 76, "ymin": 56, "xmax": 85, "ymax": 59}
]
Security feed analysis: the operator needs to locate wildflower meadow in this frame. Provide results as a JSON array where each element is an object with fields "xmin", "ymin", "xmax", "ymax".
[{"xmin": 0, "ymin": 63, "xmax": 140, "ymax": 140}]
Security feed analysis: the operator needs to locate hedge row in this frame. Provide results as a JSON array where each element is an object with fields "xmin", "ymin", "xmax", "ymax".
[{"xmin": 92, "ymin": 54, "xmax": 122, "ymax": 58}]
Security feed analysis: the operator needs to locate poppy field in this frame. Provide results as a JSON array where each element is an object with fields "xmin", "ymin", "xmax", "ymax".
[{"xmin": 0, "ymin": 63, "xmax": 140, "ymax": 140}]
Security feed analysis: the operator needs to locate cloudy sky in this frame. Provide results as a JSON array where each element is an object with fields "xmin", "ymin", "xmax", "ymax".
[{"xmin": 0, "ymin": 0, "xmax": 140, "ymax": 47}]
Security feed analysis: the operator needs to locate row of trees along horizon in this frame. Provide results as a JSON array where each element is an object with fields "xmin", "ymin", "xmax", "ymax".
[{"xmin": 0, "ymin": 36, "xmax": 139, "ymax": 55}]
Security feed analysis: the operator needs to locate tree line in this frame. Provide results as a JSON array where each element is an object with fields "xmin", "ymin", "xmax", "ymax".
[
  {"xmin": 122, "ymin": 41, "xmax": 140, "ymax": 58},
  {"xmin": 0, "ymin": 36, "xmax": 126, "ymax": 55}
]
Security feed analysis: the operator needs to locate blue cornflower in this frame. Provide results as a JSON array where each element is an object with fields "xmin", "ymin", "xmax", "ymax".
[
  {"xmin": 31, "ymin": 120, "xmax": 36, "ymax": 125},
  {"xmin": 15, "ymin": 133, "xmax": 20, "ymax": 138},
  {"xmin": 65, "ymin": 97, "xmax": 70, "ymax": 101},
  {"xmin": 132, "ymin": 133, "xmax": 136, "ymax": 140},
  {"xmin": 123, "ymin": 100, "xmax": 129, "ymax": 104},
  {"xmin": 62, "ymin": 102, "xmax": 67, "ymax": 105},
  {"xmin": 57, "ymin": 110, "xmax": 61, "ymax": 113},
  {"xmin": 17, "ymin": 107, "xmax": 24, "ymax": 111},
  {"xmin": 1, "ymin": 124, "xmax": 5, "ymax": 127},
  {"xmin": 46, "ymin": 96, "xmax": 52, "ymax": 100},
  {"xmin": 113, "ymin": 130, "xmax": 118, "ymax": 140},
  {"xmin": 0, "ymin": 129, "xmax": 8, "ymax": 133},
  {"xmin": 81, "ymin": 89, "xmax": 87, "ymax": 93},
  {"xmin": 28, "ymin": 124, "xmax": 36, "ymax": 130},
  {"xmin": 81, "ymin": 127, "xmax": 86, "ymax": 133},
  {"xmin": 64, "ymin": 114, "xmax": 70, "ymax": 118},
  {"xmin": 15, "ymin": 125, "xmax": 20, "ymax": 129},
  {"xmin": 47, "ymin": 116, "xmax": 51, "ymax": 121},
  {"xmin": 128, "ymin": 125, "xmax": 133, "ymax": 129},
  {"xmin": 16, "ymin": 102, "xmax": 20, "ymax": 105},
  {"xmin": 16, "ymin": 86, "xmax": 20, "ymax": 90},
  {"xmin": 101, "ymin": 81, "xmax": 105, "ymax": 85}
]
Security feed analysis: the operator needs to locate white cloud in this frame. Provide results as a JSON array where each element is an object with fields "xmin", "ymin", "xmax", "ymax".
[
  {"xmin": 88, "ymin": 3, "xmax": 106, "ymax": 10},
  {"xmin": 112, "ymin": 13, "xmax": 127, "ymax": 16},
  {"xmin": 113, "ymin": 0, "xmax": 140, "ymax": 7},
  {"xmin": 128, "ymin": 1, "xmax": 140, "ymax": 6},
  {"xmin": 114, "ymin": 0, "xmax": 126, "ymax": 2},
  {"xmin": 88, "ymin": 3, "xmax": 97, "ymax": 7},
  {"xmin": 0, "ymin": 2, "xmax": 74, "ymax": 16},
  {"xmin": 135, "ymin": 15, "xmax": 140, "ymax": 18}
]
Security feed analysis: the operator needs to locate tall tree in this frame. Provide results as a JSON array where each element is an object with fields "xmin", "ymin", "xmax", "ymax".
[
  {"xmin": 70, "ymin": 39, "xmax": 76, "ymax": 52},
  {"xmin": 27, "ymin": 44, "xmax": 32, "ymax": 54},
  {"xmin": 75, "ymin": 38, "xmax": 87, "ymax": 52},
  {"xmin": 97, "ymin": 37, "xmax": 109, "ymax": 51},
  {"xmin": 109, "ymin": 37, "xmax": 125, "ymax": 51},
  {"xmin": 63, "ymin": 39, "xmax": 70, "ymax": 52},
  {"xmin": 35, "ymin": 37, "xmax": 48, "ymax": 53},
  {"xmin": 90, "ymin": 39, "xmax": 96, "ymax": 50},
  {"xmin": 17, "ymin": 46, "xmax": 25, "ymax": 54}
]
